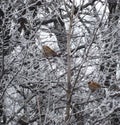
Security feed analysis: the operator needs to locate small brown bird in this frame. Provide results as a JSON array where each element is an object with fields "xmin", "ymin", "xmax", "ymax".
[
  {"xmin": 88, "ymin": 81, "xmax": 101, "ymax": 92},
  {"xmin": 42, "ymin": 45, "xmax": 58, "ymax": 57}
]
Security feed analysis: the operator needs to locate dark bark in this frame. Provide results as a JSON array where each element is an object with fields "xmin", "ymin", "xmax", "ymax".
[
  {"xmin": 72, "ymin": 103, "xmax": 84, "ymax": 125},
  {"xmin": 107, "ymin": 0, "xmax": 118, "ymax": 22},
  {"xmin": 53, "ymin": 16, "xmax": 67, "ymax": 54},
  {"xmin": 109, "ymin": 108, "xmax": 120, "ymax": 125}
]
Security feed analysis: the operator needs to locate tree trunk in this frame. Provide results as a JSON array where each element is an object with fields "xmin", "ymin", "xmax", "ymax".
[{"xmin": 72, "ymin": 103, "xmax": 84, "ymax": 125}]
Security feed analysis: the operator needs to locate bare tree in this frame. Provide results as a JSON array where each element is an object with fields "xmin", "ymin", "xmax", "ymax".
[{"xmin": 1, "ymin": 0, "xmax": 120, "ymax": 125}]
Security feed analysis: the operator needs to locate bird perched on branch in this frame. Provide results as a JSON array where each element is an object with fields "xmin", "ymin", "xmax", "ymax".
[
  {"xmin": 88, "ymin": 81, "xmax": 101, "ymax": 92},
  {"xmin": 42, "ymin": 45, "xmax": 58, "ymax": 57},
  {"xmin": 86, "ymin": 81, "xmax": 101, "ymax": 103}
]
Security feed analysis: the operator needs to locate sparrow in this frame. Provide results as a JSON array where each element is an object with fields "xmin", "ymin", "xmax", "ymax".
[
  {"xmin": 42, "ymin": 45, "xmax": 58, "ymax": 57},
  {"xmin": 88, "ymin": 81, "xmax": 101, "ymax": 92}
]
